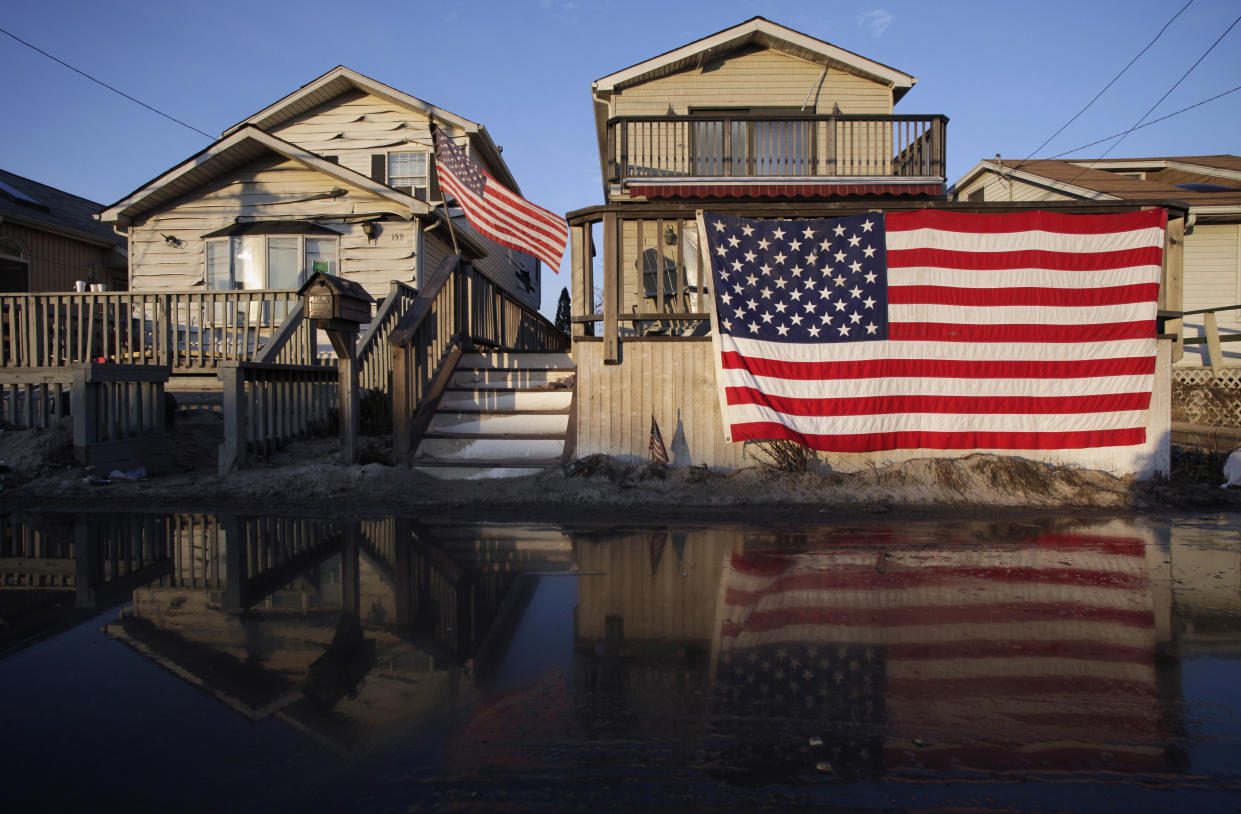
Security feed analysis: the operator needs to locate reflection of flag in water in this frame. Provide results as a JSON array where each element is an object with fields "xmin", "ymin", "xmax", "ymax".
[
  {"xmin": 714, "ymin": 532, "xmax": 1165, "ymax": 774},
  {"xmin": 447, "ymin": 669, "xmax": 569, "ymax": 772}
]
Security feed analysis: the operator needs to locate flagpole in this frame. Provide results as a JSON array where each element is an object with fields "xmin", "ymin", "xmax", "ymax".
[{"xmin": 429, "ymin": 120, "xmax": 461, "ymax": 256}]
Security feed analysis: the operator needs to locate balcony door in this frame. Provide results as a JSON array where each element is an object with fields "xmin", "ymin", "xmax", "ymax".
[{"xmin": 690, "ymin": 108, "xmax": 814, "ymax": 177}]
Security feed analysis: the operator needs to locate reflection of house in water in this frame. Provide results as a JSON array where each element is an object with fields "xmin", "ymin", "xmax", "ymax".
[
  {"xmin": 1, "ymin": 513, "xmax": 572, "ymax": 750},
  {"xmin": 0, "ymin": 514, "xmax": 173, "ymax": 651},
  {"xmin": 574, "ymin": 522, "xmax": 1189, "ymax": 780},
  {"xmin": 106, "ymin": 517, "xmax": 573, "ymax": 749}
]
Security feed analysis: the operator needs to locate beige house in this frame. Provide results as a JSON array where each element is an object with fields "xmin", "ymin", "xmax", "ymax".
[
  {"xmin": 952, "ymin": 156, "xmax": 1241, "ymax": 364},
  {"xmin": 570, "ymin": 18, "xmax": 946, "ymax": 469},
  {"xmin": 101, "ymin": 66, "xmax": 542, "ymax": 307},
  {"xmin": 565, "ymin": 17, "xmax": 1179, "ymax": 477}
]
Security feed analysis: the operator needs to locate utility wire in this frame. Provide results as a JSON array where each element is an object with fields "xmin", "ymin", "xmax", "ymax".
[
  {"xmin": 1042, "ymin": 83, "xmax": 1241, "ymax": 161},
  {"xmin": 1062, "ymin": 11, "xmax": 1241, "ymax": 185},
  {"xmin": 0, "ymin": 25, "xmax": 216, "ymax": 140},
  {"xmin": 1015, "ymin": 0, "xmax": 1194, "ymax": 172}
]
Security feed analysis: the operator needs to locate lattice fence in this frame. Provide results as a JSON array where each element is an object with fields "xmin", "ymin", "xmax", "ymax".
[{"xmin": 1172, "ymin": 368, "xmax": 1241, "ymax": 427}]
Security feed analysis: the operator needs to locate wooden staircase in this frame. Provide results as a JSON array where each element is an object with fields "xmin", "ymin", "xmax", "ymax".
[{"xmin": 412, "ymin": 350, "xmax": 574, "ymax": 479}]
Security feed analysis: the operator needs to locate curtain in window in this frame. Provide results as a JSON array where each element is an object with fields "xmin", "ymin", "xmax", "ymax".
[{"xmin": 266, "ymin": 237, "xmax": 301, "ymax": 289}]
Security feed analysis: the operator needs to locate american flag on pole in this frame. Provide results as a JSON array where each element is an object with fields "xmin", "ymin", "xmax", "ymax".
[
  {"xmin": 713, "ymin": 529, "xmax": 1164, "ymax": 774},
  {"xmin": 433, "ymin": 126, "xmax": 568, "ymax": 271},
  {"xmin": 701, "ymin": 209, "xmax": 1166, "ymax": 452},
  {"xmin": 649, "ymin": 414, "xmax": 669, "ymax": 465}
]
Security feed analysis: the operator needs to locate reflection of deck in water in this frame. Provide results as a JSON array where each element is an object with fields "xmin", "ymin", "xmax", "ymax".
[{"xmin": 2, "ymin": 513, "xmax": 1238, "ymax": 783}]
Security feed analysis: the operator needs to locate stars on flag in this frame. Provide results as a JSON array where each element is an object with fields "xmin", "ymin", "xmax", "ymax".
[{"xmin": 706, "ymin": 213, "xmax": 888, "ymax": 344}]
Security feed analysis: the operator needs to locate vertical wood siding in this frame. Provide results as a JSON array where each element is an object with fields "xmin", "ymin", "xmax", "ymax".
[
  {"xmin": 573, "ymin": 339, "xmax": 748, "ymax": 468},
  {"xmin": 0, "ymin": 222, "xmax": 115, "ymax": 292}
]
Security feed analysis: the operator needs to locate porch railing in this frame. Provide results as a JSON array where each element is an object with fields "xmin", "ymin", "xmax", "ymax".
[
  {"xmin": 1180, "ymin": 304, "xmax": 1241, "ymax": 373},
  {"xmin": 389, "ymin": 255, "xmax": 567, "ymax": 463},
  {"xmin": 607, "ymin": 113, "xmax": 947, "ymax": 184},
  {"xmin": 0, "ymin": 289, "xmax": 301, "ymax": 372}
]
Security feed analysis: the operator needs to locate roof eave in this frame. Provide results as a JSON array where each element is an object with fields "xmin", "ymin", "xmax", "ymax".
[
  {"xmin": 0, "ymin": 211, "xmax": 118, "ymax": 248},
  {"xmin": 592, "ymin": 17, "xmax": 916, "ymax": 97},
  {"xmin": 101, "ymin": 127, "xmax": 432, "ymax": 225},
  {"xmin": 221, "ymin": 66, "xmax": 481, "ymax": 139}
]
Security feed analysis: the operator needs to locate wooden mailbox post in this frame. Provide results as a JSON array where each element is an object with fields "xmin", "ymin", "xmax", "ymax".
[{"xmin": 299, "ymin": 272, "xmax": 375, "ymax": 464}]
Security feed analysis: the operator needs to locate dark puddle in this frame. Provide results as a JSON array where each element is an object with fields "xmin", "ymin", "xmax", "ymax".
[{"xmin": 1, "ymin": 512, "xmax": 1239, "ymax": 811}]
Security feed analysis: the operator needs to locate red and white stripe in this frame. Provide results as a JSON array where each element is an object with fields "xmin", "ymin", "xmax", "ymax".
[
  {"xmin": 437, "ymin": 165, "xmax": 568, "ymax": 272},
  {"xmin": 718, "ymin": 209, "xmax": 1167, "ymax": 451},
  {"xmin": 717, "ymin": 531, "xmax": 1164, "ymax": 773}
]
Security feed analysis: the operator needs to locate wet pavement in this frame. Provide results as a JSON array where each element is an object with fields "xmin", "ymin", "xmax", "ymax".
[{"xmin": 1, "ymin": 513, "xmax": 1239, "ymax": 811}]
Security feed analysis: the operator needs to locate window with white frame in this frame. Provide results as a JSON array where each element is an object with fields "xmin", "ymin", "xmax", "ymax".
[
  {"xmin": 388, "ymin": 152, "xmax": 430, "ymax": 199},
  {"xmin": 204, "ymin": 234, "xmax": 338, "ymax": 289}
]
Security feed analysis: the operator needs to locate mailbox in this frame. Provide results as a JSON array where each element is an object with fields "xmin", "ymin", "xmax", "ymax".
[{"xmin": 298, "ymin": 272, "xmax": 375, "ymax": 325}]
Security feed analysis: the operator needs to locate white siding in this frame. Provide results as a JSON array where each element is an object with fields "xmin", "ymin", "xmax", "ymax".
[
  {"xmin": 129, "ymin": 155, "xmax": 416, "ymax": 297},
  {"xmin": 1183, "ymin": 223, "xmax": 1240, "ymax": 326}
]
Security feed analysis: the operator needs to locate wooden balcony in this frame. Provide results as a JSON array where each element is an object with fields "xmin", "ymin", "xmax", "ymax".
[{"xmin": 606, "ymin": 113, "xmax": 947, "ymax": 195}]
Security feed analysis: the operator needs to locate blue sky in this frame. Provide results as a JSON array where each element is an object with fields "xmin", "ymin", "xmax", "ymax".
[{"xmin": 3, "ymin": 0, "xmax": 1239, "ymax": 315}]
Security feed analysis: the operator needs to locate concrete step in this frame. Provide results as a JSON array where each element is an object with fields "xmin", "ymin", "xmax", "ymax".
[
  {"xmin": 439, "ymin": 388, "xmax": 572, "ymax": 412},
  {"xmin": 449, "ymin": 368, "xmax": 575, "ymax": 389},
  {"xmin": 428, "ymin": 411, "xmax": 569, "ymax": 435},
  {"xmin": 411, "ymin": 457, "xmax": 559, "ymax": 480},
  {"xmin": 417, "ymin": 436, "xmax": 565, "ymax": 461},
  {"xmin": 460, "ymin": 351, "xmax": 574, "ymax": 370}
]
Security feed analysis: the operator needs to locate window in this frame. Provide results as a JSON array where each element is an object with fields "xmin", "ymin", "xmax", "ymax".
[
  {"xmin": 0, "ymin": 237, "xmax": 28, "ymax": 292},
  {"xmin": 204, "ymin": 234, "xmax": 338, "ymax": 289},
  {"xmin": 388, "ymin": 152, "xmax": 430, "ymax": 199}
]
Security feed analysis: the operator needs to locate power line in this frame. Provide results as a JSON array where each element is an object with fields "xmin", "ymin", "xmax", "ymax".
[
  {"xmin": 1062, "ymin": 11, "xmax": 1241, "ymax": 185},
  {"xmin": 0, "ymin": 25, "xmax": 216, "ymax": 140},
  {"xmin": 1043, "ymin": 83, "xmax": 1241, "ymax": 160},
  {"xmin": 1015, "ymin": 0, "xmax": 1194, "ymax": 171}
]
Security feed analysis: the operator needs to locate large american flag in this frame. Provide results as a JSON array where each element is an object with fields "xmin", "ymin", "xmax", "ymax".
[
  {"xmin": 701, "ymin": 209, "xmax": 1167, "ymax": 452},
  {"xmin": 433, "ymin": 126, "xmax": 568, "ymax": 272},
  {"xmin": 713, "ymin": 529, "xmax": 1165, "ymax": 775}
]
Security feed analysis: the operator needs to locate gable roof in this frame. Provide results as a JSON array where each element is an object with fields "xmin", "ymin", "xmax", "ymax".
[
  {"xmin": 954, "ymin": 156, "xmax": 1241, "ymax": 213},
  {"xmin": 0, "ymin": 168, "xmax": 122, "ymax": 248},
  {"xmin": 592, "ymin": 16, "xmax": 917, "ymax": 101},
  {"xmin": 100, "ymin": 126, "xmax": 434, "ymax": 225},
  {"xmin": 220, "ymin": 66, "xmax": 520, "ymax": 192}
]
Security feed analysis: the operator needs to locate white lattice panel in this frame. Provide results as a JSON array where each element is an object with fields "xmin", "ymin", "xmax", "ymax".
[{"xmin": 1172, "ymin": 368, "xmax": 1241, "ymax": 427}]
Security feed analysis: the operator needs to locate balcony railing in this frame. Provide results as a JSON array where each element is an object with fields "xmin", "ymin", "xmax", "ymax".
[{"xmin": 607, "ymin": 113, "xmax": 947, "ymax": 184}]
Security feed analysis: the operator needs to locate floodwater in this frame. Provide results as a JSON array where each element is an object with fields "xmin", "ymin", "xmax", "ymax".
[{"xmin": 1, "ymin": 513, "xmax": 1239, "ymax": 812}]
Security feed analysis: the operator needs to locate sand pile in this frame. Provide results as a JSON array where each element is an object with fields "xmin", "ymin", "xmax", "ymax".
[{"xmin": 1, "ymin": 418, "xmax": 1236, "ymax": 519}]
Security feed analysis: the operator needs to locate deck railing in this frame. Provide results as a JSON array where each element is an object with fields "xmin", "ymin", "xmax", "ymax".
[
  {"xmin": 1179, "ymin": 304, "xmax": 1241, "ymax": 372},
  {"xmin": 217, "ymin": 361, "xmax": 340, "ymax": 473},
  {"xmin": 356, "ymin": 280, "xmax": 420, "ymax": 430},
  {"xmin": 389, "ymin": 255, "xmax": 568, "ymax": 463},
  {"xmin": 0, "ymin": 289, "xmax": 301, "ymax": 372},
  {"xmin": 607, "ymin": 113, "xmax": 947, "ymax": 183}
]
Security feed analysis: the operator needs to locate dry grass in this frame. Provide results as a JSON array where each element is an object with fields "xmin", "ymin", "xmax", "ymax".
[
  {"xmin": 744, "ymin": 439, "xmax": 817, "ymax": 473},
  {"xmin": 932, "ymin": 459, "xmax": 969, "ymax": 494}
]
